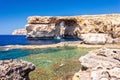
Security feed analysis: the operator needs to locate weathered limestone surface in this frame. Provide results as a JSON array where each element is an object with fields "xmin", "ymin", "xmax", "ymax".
[
  {"xmin": 26, "ymin": 23, "xmax": 59, "ymax": 39},
  {"xmin": 27, "ymin": 16, "xmax": 57, "ymax": 24},
  {"xmin": 0, "ymin": 60, "xmax": 35, "ymax": 80},
  {"xmin": 73, "ymin": 48, "xmax": 120, "ymax": 80},
  {"xmin": 79, "ymin": 33, "xmax": 113, "ymax": 44},
  {"xmin": 26, "ymin": 16, "xmax": 60, "ymax": 39},
  {"xmin": 12, "ymin": 28, "xmax": 26, "ymax": 35},
  {"xmin": 113, "ymin": 37, "xmax": 120, "ymax": 43},
  {"xmin": 25, "ymin": 14, "xmax": 120, "ymax": 44}
]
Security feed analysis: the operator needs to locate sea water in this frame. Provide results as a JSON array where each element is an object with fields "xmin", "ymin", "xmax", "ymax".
[{"xmin": 0, "ymin": 35, "xmax": 79, "ymax": 46}]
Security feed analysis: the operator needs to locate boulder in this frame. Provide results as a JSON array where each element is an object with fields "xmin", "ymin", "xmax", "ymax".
[
  {"xmin": 0, "ymin": 60, "xmax": 35, "ymax": 80},
  {"xmin": 79, "ymin": 33, "xmax": 113, "ymax": 44},
  {"xmin": 73, "ymin": 48, "xmax": 120, "ymax": 80}
]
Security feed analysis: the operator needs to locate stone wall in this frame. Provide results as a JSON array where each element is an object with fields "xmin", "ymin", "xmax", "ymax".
[{"xmin": 25, "ymin": 14, "xmax": 120, "ymax": 44}]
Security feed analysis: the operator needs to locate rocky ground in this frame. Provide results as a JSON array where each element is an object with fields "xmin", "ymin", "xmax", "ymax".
[
  {"xmin": 0, "ymin": 60, "xmax": 35, "ymax": 80},
  {"xmin": 73, "ymin": 48, "xmax": 120, "ymax": 80},
  {"xmin": 1, "ymin": 44, "xmax": 120, "ymax": 80}
]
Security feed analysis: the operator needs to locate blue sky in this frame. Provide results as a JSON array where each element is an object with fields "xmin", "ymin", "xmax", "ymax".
[{"xmin": 0, "ymin": 0, "xmax": 120, "ymax": 34}]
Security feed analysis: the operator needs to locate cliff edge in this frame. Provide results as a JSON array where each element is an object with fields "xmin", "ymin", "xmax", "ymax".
[{"xmin": 12, "ymin": 28, "xmax": 26, "ymax": 35}]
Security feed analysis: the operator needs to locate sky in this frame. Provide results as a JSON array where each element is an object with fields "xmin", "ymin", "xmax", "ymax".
[{"xmin": 0, "ymin": 0, "xmax": 120, "ymax": 34}]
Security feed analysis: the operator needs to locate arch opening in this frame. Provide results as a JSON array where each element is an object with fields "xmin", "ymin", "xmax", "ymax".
[{"xmin": 57, "ymin": 19, "xmax": 79, "ymax": 39}]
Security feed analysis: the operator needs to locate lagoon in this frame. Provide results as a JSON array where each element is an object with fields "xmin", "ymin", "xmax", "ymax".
[{"xmin": 0, "ymin": 46, "xmax": 93, "ymax": 80}]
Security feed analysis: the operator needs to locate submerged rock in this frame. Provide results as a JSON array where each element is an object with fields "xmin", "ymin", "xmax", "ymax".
[
  {"xmin": 73, "ymin": 48, "xmax": 120, "ymax": 80},
  {"xmin": 0, "ymin": 60, "xmax": 35, "ymax": 80}
]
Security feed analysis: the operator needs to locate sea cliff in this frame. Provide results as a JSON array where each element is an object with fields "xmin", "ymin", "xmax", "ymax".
[
  {"xmin": 12, "ymin": 28, "xmax": 26, "ymax": 35},
  {"xmin": 25, "ymin": 14, "xmax": 120, "ymax": 44}
]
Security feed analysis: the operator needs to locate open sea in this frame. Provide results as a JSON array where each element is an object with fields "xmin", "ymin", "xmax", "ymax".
[
  {"xmin": 0, "ymin": 35, "xmax": 79, "ymax": 46},
  {"xmin": 0, "ymin": 35, "xmax": 80, "ymax": 60}
]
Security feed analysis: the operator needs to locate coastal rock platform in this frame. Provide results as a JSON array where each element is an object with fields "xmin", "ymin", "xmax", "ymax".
[
  {"xmin": 73, "ymin": 48, "xmax": 120, "ymax": 80},
  {"xmin": 1, "ymin": 41, "xmax": 120, "ymax": 50},
  {"xmin": 0, "ymin": 60, "xmax": 35, "ymax": 80}
]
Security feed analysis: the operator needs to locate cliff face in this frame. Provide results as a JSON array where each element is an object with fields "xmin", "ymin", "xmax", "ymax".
[
  {"xmin": 12, "ymin": 28, "xmax": 26, "ymax": 35},
  {"xmin": 26, "ymin": 16, "xmax": 60, "ymax": 39},
  {"xmin": 25, "ymin": 14, "xmax": 120, "ymax": 44}
]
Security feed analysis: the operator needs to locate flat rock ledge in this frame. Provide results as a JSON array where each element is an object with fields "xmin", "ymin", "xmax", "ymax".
[
  {"xmin": 73, "ymin": 48, "xmax": 120, "ymax": 80},
  {"xmin": 0, "ymin": 60, "xmax": 35, "ymax": 80}
]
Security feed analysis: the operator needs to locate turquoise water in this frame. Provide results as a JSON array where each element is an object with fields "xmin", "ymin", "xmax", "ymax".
[
  {"xmin": 0, "ymin": 47, "xmax": 77, "ymax": 60},
  {"xmin": 0, "ymin": 47, "xmax": 92, "ymax": 70},
  {"xmin": 0, "ymin": 49, "xmax": 30, "ymax": 60}
]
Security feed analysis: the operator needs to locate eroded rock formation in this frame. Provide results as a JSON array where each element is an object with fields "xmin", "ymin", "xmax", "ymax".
[
  {"xmin": 79, "ymin": 33, "xmax": 113, "ymax": 44},
  {"xmin": 25, "ymin": 14, "xmax": 120, "ymax": 44},
  {"xmin": 26, "ymin": 16, "xmax": 59, "ymax": 39},
  {"xmin": 0, "ymin": 60, "xmax": 35, "ymax": 80},
  {"xmin": 12, "ymin": 28, "xmax": 26, "ymax": 35},
  {"xmin": 73, "ymin": 48, "xmax": 120, "ymax": 80}
]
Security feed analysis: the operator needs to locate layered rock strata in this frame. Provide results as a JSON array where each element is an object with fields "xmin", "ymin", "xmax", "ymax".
[
  {"xmin": 12, "ymin": 28, "xmax": 26, "ymax": 35},
  {"xmin": 26, "ymin": 16, "xmax": 60, "ymax": 39},
  {"xmin": 0, "ymin": 60, "xmax": 35, "ymax": 80},
  {"xmin": 73, "ymin": 48, "xmax": 120, "ymax": 80},
  {"xmin": 25, "ymin": 14, "xmax": 120, "ymax": 44}
]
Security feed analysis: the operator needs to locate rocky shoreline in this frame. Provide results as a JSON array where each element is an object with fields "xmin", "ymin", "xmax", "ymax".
[
  {"xmin": 12, "ymin": 14, "xmax": 120, "ymax": 45},
  {"xmin": 7, "ymin": 14, "xmax": 120, "ymax": 80},
  {"xmin": 0, "ymin": 60, "xmax": 35, "ymax": 80},
  {"xmin": 73, "ymin": 48, "xmax": 120, "ymax": 80},
  {"xmin": 25, "ymin": 14, "xmax": 120, "ymax": 45},
  {"xmin": 0, "ymin": 41, "xmax": 120, "ymax": 50},
  {"xmin": 1, "ymin": 45, "xmax": 120, "ymax": 80}
]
